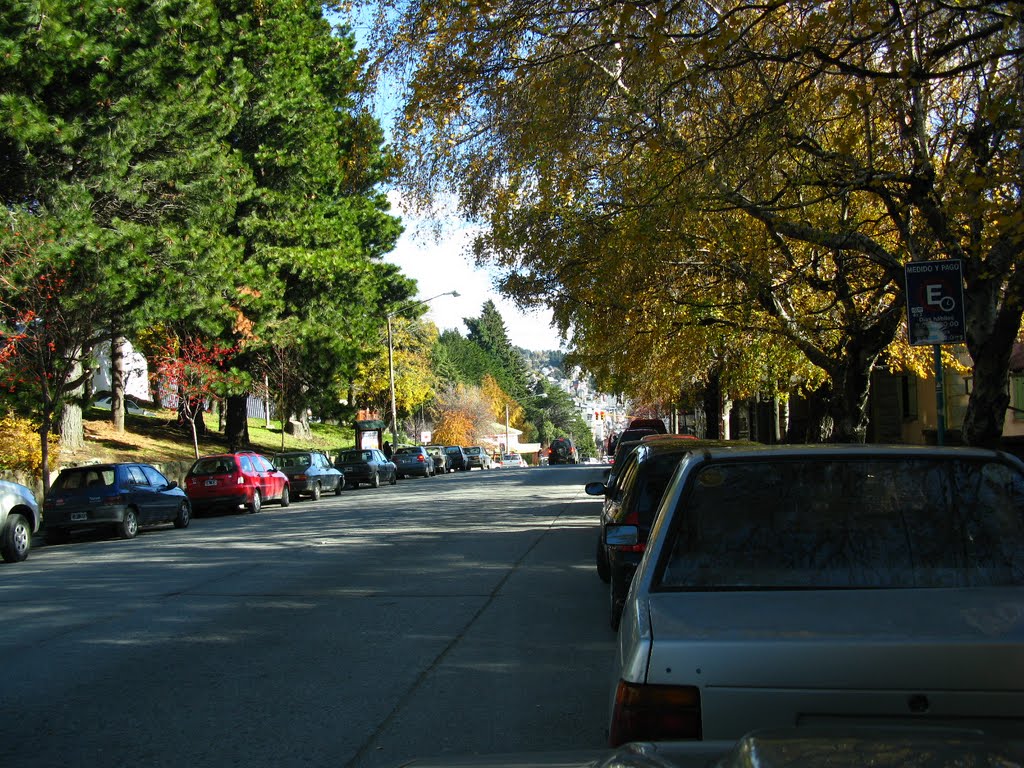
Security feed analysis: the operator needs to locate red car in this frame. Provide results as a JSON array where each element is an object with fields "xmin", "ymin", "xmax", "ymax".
[{"xmin": 184, "ymin": 452, "xmax": 290, "ymax": 514}]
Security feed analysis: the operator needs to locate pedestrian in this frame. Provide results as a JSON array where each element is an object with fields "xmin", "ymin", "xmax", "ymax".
[{"xmin": 383, "ymin": 440, "xmax": 393, "ymax": 460}]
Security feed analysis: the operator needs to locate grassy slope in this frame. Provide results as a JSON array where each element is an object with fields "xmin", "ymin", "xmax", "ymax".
[{"xmin": 68, "ymin": 406, "xmax": 355, "ymax": 466}]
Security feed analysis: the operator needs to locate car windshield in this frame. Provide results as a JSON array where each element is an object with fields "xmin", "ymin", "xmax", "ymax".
[
  {"xmin": 54, "ymin": 468, "xmax": 115, "ymax": 490},
  {"xmin": 659, "ymin": 456, "xmax": 1024, "ymax": 590}
]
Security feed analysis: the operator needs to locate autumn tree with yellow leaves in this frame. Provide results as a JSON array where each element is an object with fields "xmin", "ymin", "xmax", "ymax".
[{"xmin": 364, "ymin": 0, "xmax": 1023, "ymax": 444}]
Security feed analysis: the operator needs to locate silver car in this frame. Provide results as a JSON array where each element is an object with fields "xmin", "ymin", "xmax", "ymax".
[
  {"xmin": 0, "ymin": 479, "xmax": 41, "ymax": 563},
  {"xmin": 609, "ymin": 444, "xmax": 1024, "ymax": 746}
]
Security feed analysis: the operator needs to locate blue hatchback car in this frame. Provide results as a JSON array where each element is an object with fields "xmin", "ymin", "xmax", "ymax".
[{"xmin": 44, "ymin": 463, "xmax": 191, "ymax": 543}]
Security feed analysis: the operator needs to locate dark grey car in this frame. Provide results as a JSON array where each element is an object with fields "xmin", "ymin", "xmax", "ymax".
[
  {"xmin": 334, "ymin": 448, "xmax": 397, "ymax": 489},
  {"xmin": 393, "ymin": 446, "xmax": 435, "ymax": 478},
  {"xmin": 274, "ymin": 450, "xmax": 344, "ymax": 500}
]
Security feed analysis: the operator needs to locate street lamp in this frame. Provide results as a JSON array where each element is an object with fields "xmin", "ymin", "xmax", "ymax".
[{"xmin": 387, "ymin": 290, "xmax": 459, "ymax": 446}]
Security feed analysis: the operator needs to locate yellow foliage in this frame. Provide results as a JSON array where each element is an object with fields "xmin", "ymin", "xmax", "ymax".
[
  {"xmin": 0, "ymin": 412, "xmax": 60, "ymax": 478},
  {"xmin": 433, "ymin": 410, "xmax": 474, "ymax": 445}
]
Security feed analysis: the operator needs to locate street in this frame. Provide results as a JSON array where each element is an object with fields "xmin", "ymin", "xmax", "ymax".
[{"xmin": 1, "ymin": 464, "xmax": 613, "ymax": 768}]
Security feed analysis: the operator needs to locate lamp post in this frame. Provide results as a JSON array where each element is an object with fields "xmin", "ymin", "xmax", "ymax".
[{"xmin": 387, "ymin": 290, "xmax": 459, "ymax": 446}]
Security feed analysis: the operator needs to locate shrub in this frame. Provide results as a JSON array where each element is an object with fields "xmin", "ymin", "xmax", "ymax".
[{"xmin": 0, "ymin": 412, "xmax": 60, "ymax": 478}]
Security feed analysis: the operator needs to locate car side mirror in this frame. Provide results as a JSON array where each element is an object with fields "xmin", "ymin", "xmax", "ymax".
[
  {"xmin": 584, "ymin": 481, "xmax": 606, "ymax": 497},
  {"xmin": 165, "ymin": 481, "xmax": 179, "ymax": 491},
  {"xmin": 605, "ymin": 524, "xmax": 639, "ymax": 547}
]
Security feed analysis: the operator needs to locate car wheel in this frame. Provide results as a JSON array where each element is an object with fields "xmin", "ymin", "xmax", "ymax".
[
  {"xmin": 389, "ymin": 471, "xmax": 397, "ymax": 486},
  {"xmin": 334, "ymin": 480, "xmax": 343, "ymax": 496},
  {"xmin": 1, "ymin": 513, "xmax": 31, "ymax": 563},
  {"xmin": 311, "ymin": 483, "xmax": 321, "ymax": 502},
  {"xmin": 371, "ymin": 472, "xmax": 380, "ymax": 488},
  {"xmin": 174, "ymin": 500, "xmax": 191, "ymax": 529},
  {"xmin": 609, "ymin": 569, "xmax": 627, "ymax": 631},
  {"xmin": 596, "ymin": 535, "xmax": 611, "ymax": 583},
  {"xmin": 119, "ymin": 507, "xmax": 139, "ymax": 540},
  {"xmin": 280, "ymin": 485, "xmax": 290, "ymax": 507},
  {"xmin": 249, "ymin": 491, "xmax": 262, "ymax": 514}
]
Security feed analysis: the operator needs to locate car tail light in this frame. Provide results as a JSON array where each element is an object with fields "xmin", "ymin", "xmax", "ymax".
[
  {"xmin": 101, "ymin": 495, "xmax": 127, "ymax": 505},
  {"xmin": 294, "ymin": 473, "xmax": 308, "ymax": 481},
  {"xmin": 611, "ymin": 511, "xmax": 646, "ymax": 553},
  {"xmin": 609, "ymin": 681, "xmax": 701, "ymax": 746},
  {"xmin": 417, "ymin": 456, "xmax": 426, "ymax": 463}
]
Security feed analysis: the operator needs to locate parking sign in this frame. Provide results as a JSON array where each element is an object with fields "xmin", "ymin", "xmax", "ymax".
[{"xmin": 905, "ymin": 260, "xmax": 966, "ymax": 346}]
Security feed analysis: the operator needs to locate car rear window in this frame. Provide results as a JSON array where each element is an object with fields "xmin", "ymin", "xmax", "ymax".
[
  {"xmin": 277, "ymin": 454, "xmax": 310, "ymax": 468},
  {"xmin": 658, "ymin": 456, "xmax": 1024, "ymax": 590},
  {"xmin": 54, "ymin": 468, "xmax": 115, "ymax": 490},
  {"xmin": 465, "ymin": 447, "xmax": 481, "ymax": 455},
  {"xmin": 339, "ymin": 451, "xmax": 371, "ymax": 462},
  {"xmin": 190, "ymin": 457, "xmax": 236, "ymax": 475}
]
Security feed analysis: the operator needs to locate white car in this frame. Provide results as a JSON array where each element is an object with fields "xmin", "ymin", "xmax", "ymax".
[
  {"xmin": 498, "ymin": 453, "xmax": 526, "ymax": 468},
  {"xmin": 609, "ymin": 444, "xmax": 1024, "ymax": 746},
  {"xmin": 94, "ymin": 396, "xmax": 149, "ymax": 415},
  {"xmin": 0, "ymin": 479, "xmax": 41, "ymax": 563}
]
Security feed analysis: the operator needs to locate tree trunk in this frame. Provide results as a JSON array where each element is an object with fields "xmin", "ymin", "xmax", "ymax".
[
  {"xmin": 225, "ymin": 394, "xmax": 250, "ymax": 451},
  {"xmin": 59, "ymin": 359, "xmax": 85, "ymax": 453},
  {"xmin": 962, "ymin": 337, "xmax": 1012, "ymax": 448},
  {"xmin": 112, "ymin": 334, "xmax": 125, "ymax": 433},
  {"xmin": 702, "ymin": 371, "xmax": 721, "ymax": 440}
]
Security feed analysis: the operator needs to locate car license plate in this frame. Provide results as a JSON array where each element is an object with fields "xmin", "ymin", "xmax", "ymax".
[
  {"xmin": 205, "ymin": 479, "xmax": 218, "ymax": 486},
  {"xmin": 70, "ymin": 512, "xmax": 87, "ymax": 522}
]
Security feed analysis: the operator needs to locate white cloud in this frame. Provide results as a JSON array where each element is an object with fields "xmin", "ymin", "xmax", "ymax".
[{"xmin": 384, "ymin": 192, "xmax": 565, "ymax": 351}]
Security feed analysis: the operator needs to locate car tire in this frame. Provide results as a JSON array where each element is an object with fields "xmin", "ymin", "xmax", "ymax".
[
  {"xmin": 174, "ymin": 500, "xmax": 191, "ymax": 529},
  {"xmin": 311, "ymin": 483, "xmax": 321, "ymax": 502},
  {"xmin": 371, "ymin": 472, "xmax": 380, "ymax": 488},
  {"xmin": 118, "ymin": 507, "xmax": 139, "ymax": 540},
  {"xmin": 249, "ymin": 491, "xmax": 262, "ymax": 514},
  {"xmin": 1, "ymin": 513, "xmax": 31, "ymax": 563},
  {"xmin": 389, "ymin": 472, "xmax": 397, "ymax": 486},
  {"xmin": 280, "ymin": 485, "xmax": 290, "ymax": 507},
  {"xmin": 334, "ymin": 480, "xmax": 343, "ymax": 496},
  {"xmin": 609, "ymin": 569, "xmax": 627, "ymax": 631},
  {"xmin": 596, "ymin": 535, "xmax": 611, "ymax": 583}
]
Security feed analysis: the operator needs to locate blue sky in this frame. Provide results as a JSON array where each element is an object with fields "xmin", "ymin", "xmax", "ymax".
[{"xmin": 337, "ymin": 7, "xmax": 565, "ymax": 351}]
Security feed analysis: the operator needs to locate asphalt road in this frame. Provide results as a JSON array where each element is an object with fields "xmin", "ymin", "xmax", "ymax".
[{"xmin": 1, "ymin": 463, "xmax": 614, "ymax": 768}]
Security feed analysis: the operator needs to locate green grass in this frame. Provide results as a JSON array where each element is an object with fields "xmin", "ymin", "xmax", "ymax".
[{"xmin": 73, "ymin": 408, "xmax": 356, "ymax": 466}]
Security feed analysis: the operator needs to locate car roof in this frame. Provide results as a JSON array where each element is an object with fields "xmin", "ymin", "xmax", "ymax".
[{"xmin": 667, "ymin": 442, "xmax": 1021, "ymax": 464}]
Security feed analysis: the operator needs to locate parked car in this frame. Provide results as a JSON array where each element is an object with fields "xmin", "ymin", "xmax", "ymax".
[
  {"xmin": 498, "ymin": 453, "xmax": 526, "ymax": 469},
  {"xmin": 184, "ymin": 452, "xmax": 290, "ymax": 514},
  {"xmin": 425, "ymin": 445, "xmax": 450, "ymax": 475},
  {"xmin": 546, "ymin": 437, "xmax": 579, "ymax": 465},
  {"xmin": 0, "ymin": 479, "xmax": 41, "ymax": 562},
  {"xmin": 93, "ymin": 395, "xmax": 149, "ymax": 416},
  {"xmin": 273, "ymin": 450, "xmax": 344, "ymax": 500},
  {"xmin": 444, "ymin": 445, "xmax": 469, "ymax": 472},
  {"xmin": 393, "ymin": 445, "xmax": 435, "ymax": 478},
  {"xmin": 608, "ymin": 444, "xmax": 1024, "ymax": 746},
  {"xmin": 45, "ymin": 463, "xmax": 190, "ymax": 542},
  {"xmin": 334, "ymin": 448, "xmax": 397, "ymax": 488},
  {"xmin": 463, "ymin": 446, "xmax": 492, "ymax": 470},
  {"xmin": 586, "ymin": 437, "xmax": 725, "ymax": 629}
]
